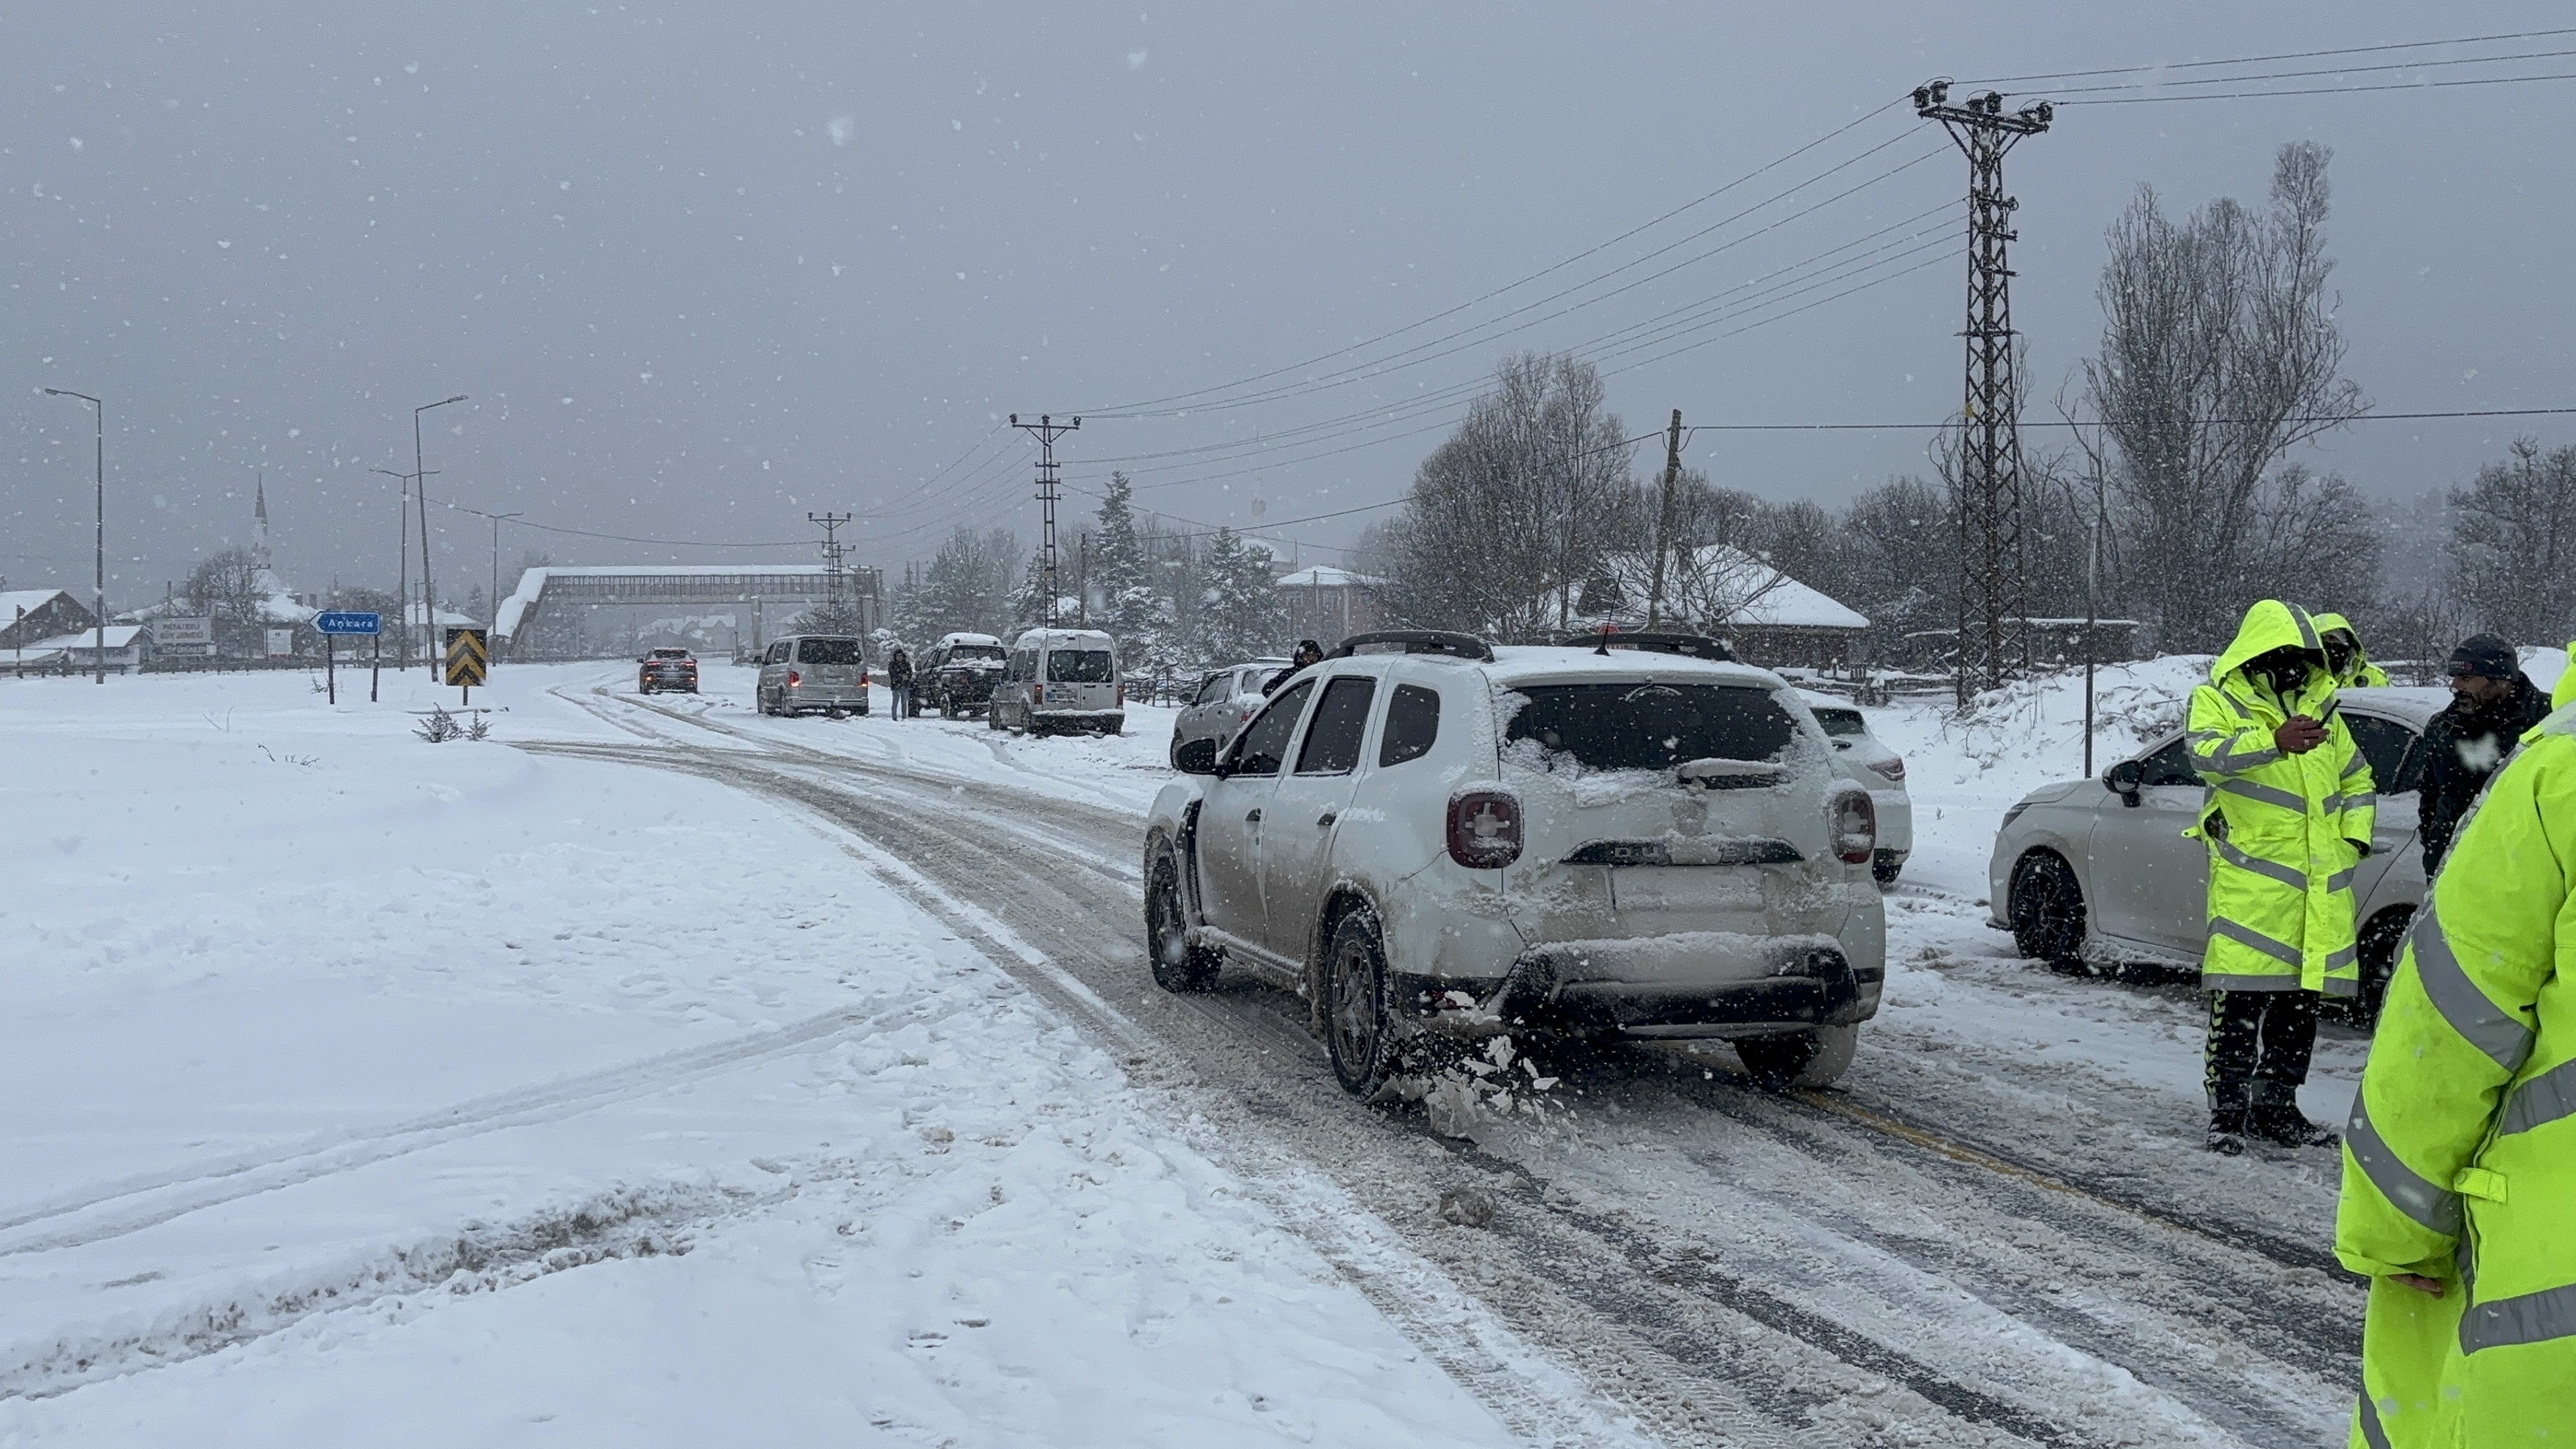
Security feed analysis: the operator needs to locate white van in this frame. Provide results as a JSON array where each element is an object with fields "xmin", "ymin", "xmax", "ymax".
[{"xmin": 991, "ymin": 628, "xmax": 1124, "ymax": 736}]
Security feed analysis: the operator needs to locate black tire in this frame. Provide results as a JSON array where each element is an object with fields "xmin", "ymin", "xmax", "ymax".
[
  {"xmin": 1735, "ymin": 1025, "xmax": 1859, "ymax": 1090},
  {"xmin": 2009, "ymin": 851, "xmax": 2088, "ymax": 971},
  {"xmin": 1872, "ymin": 850, "xmax": 1903, "ymax": 886},
  {"xmin": 987, "ymin": 707, "xmax": 1003, "ymax": 731},
  {"xmin": 1322, "ymin": 910, "xmax": 1399, "ymax": 1101},
  {"xmin": 1145, "ymin": 847, "xmax": 1218, "ymax": 992},
  {"xmin": 2346, "ymin": 907, "xmax": 2414, "ymax": 1030}
]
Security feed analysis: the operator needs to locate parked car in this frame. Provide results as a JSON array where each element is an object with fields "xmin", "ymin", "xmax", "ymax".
[
  {"xmin": 1169, "ymin": 657, "xmax": 1291, "ymax": 767},
  {"xmin": 990, "ymin": 628, "xmax": 1124, "ymax": 735},
  {"xmin": 1988, "ymin": 685, "xmax": 2440, "ymax": 1025},
  {"xmin": 1798, "ymin": 689, "xmax": 1912, "ymax": 885},
  {"xmin": 918, "ymin": 632, "xmax": 1008, "ymax": 717},
  {"xmin": 754, "ymin": 634, "xmax": 870, "ymax": 717},
  {"xmin": 1144, "ymin": 629, "xmax": 1887, "ymax": 1099},
  {"xmin": 637, "ymin": 647, "xmax": 699, "ymax": 694}
]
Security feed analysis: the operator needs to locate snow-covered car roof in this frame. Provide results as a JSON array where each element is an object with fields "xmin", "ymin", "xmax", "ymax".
[
  {"xmin": 1794, "ymin": 687, "xmax": 1867, "ymax": 715},
  {"xmin": 1481, "ymin": 644, "xmax": 1786, "ymax": 690},
  {"xmin": 2336, "ymin": 686, "xmax": 2449, "ymax": 728},
  {"xmin": 1012, "ymin": 628, "xmax": 1115, "ymax": 648},
  {"xmin": 937, "ymin": 632, "xmax": 1003, "ymax": 648}
]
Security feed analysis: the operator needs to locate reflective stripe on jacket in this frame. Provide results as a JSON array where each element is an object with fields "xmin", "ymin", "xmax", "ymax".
[
  {"xmin": 2336, "ymin": 711, "xmax": 2576, "ymax": 1446},
  {"xmin": 2184, "ymin": 600, "xmax": 2373, "ymax": 997}
]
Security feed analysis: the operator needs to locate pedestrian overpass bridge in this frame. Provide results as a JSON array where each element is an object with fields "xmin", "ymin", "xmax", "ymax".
[{"xmin": 494, "ymin": 565, "xmax": 880, "ymax": 656}]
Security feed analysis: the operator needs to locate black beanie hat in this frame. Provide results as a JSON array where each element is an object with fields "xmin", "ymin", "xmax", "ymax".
[{"xmin": 2449, "ymin": 633, "xmax": 2518, "ymax": 680}]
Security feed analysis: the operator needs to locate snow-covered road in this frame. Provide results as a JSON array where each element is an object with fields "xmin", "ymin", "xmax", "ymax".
[{"xmin": 0, "ymin": 660, "xmax": 2372, "ymax": 1446}]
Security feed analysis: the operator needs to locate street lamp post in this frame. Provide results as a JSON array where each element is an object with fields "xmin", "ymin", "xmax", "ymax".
[
  {"xmin": 41, "ymin": 388, "xmax": 104, "ymax": 684},
  {"xmin": 372, "ymin": 466, "xmax": 431, "ymax": 666},
  {"xmin": 413, "ymin": 395, "xmax": 467, "ymax": 674}
]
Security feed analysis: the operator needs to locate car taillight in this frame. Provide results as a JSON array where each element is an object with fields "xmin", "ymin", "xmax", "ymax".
[
  {"xmin": 1830, "ymin": 788, "xmax": 1876, "ymax": 865},
  {"xmin": 1033, "ymin": 684, "xmax": 1044, "ymax": 705},
  {"xmin": 787, "ymin": 670, "xmax": 801, "ymax": 688},
  {"xmin": 862, "ymin": 669, "xmax": 871, "ymax": 687},
  {"xmin": 1447, "ymin": 788, "xmax": 1523, "ymax": 869},
  {"xmin": 1116, "ymin": 681, "xmax": 1124, "ymax": 708},
  {"xmin": 1867, "ymin": 757, "xmax": 1906, "ymax": 782}
]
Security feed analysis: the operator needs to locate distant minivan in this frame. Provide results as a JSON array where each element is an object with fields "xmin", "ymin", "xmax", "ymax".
[
  {"xmin": 991, "ymin": 628, "xmax": 1123, "ymax": 735},
  {"xmin": 755, "ymin": 634, "xmax": 870, "ymax": 717}
]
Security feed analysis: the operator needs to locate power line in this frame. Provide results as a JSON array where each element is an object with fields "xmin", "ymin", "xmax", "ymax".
[
  {"xmin": 1686, "ymin": 405, "xmax": 2576, "ymax": 430},
  {"xmin": 2030, "ymin": 45, "xmax": 2576, "ymax": 97},
  {"xmin": 1961, "ymin": 26, "xmax": 2576, "ymax": 86},
  {"xmin": 2064, "ymin": 69, "xmax": 2576, "ymax": 105}
]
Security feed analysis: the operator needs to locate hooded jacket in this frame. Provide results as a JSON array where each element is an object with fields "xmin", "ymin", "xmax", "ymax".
[
  {"xmin": 2419, "ymin": 670, "xmax": 2551, "ymax": 872},
  {"xmin": 2183, "ymin": 600, "xmax": 2375, "ymax": 997},
  {"xmin": 2336, "ymin": 702, "xmax": 2576, "ymax": 1447},
  {"xmin": 2312, "ymin": 611, "xmax": 2391, "ymax": 689}
]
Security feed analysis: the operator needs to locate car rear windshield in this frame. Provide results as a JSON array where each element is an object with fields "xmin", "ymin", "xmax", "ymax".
[
  {"xmin": 649, "ymin": 650, "xmax": 692, "ymax": 660},
  {"xmin": 1505, "ymin": 682, "xmax": 1801, "ymax": 771},
  {"xmin": 1811, "ymin": 707, "xmax": 1866, "ymax": 738},
  {"xmin": 948, "ymin": 645, "xmax": 1006, "ymax": 662},
  {"xmin": 796, "ymin": 637, "xmax": 862, "ymax": 665},
  {"xmin": 1046, "ymin": 649, "xmax": 1115, "ymax": 683}
]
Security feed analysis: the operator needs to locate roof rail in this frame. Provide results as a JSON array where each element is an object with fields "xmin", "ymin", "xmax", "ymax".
[
  {"xmin": 1329, "ymin": 629, "xmax": 1494, "ymax": 662},
  {"xmin": 1554, "ymin": 628, "xmax": 1737, "ymax": 662}
]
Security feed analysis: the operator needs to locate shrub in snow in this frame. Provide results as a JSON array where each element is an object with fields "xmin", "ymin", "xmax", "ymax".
[{"xmin": 416, "ymin": 705, "xmax": 464, "ymax": 743}]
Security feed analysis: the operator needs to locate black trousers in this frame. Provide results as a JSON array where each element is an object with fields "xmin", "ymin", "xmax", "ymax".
[{"xmin": 2204, "ymin": 989, "xmax": 2318, "ymax": 1110}]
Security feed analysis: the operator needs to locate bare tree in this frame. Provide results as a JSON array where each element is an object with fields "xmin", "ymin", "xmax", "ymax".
[
  {"xmin": 2447, "ymin": 437, "xmax": 2576, "ymax": 645},
  {"xmin": 2083, "ymin": 141, "xmax": 2369, "ymax": 648},
  {"xmin": 182, "ymin": 546, "xmax": 269, "ymax": 656}
]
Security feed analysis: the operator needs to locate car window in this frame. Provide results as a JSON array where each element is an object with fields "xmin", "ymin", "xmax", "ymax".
[
  {"xmin": 2344, "ymin": 712, "xmax": 2419, "ymax": 794},
  {"xmin": 1811, "ymin": 707, "xmax": 1867, "ymax": 738},
  {"xmin": 2137, "ymin": 737, "xmax": 2201, "ymax": 787},
  {"xmin": 798, "ymin": 637, "xmax": 862, "ymax": 666},
  {"xmin": 952, "ymin": 644, "xmax": 1005, "ymax": 662},
  {"xmin": 1046, "ymin": 648, "xmax": 1115, "ymax": 683},
  {"xmin": 1505, "ymin": 683, "xmax": 1800, "ymax": 771},
  {"xmin": 1193, "ymin": 673, "xmax": 1228, "ymax": 706},
  {"xmin": 764, "ymin": 641, "xmax": 789, "ymax": 664},
  {"xmin": 1378, "ymin": 684, "xmax": 1440, "ymax": 768},
  {"xmin": 1007, "ymin": 649, "xmax": 1034, "ymax": 682},
  {"xmin": 1295, "ymin": 677, "xmax": 1376, "ymax": 775},
  {"xmin": 1231, "ymin": 681, "xmax": 1313, "ymax": 777}
]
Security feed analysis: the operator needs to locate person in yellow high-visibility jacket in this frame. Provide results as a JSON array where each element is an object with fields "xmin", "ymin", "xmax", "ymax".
[
  {"xmin": 2314, "ymin": 612, "xmax": 2391, "ymax": 689},
  {"xmin": 2185, "ymin": 600, "xmax": 2375, "ymax": 1153},
  {"xmin": 2336, "ymin": 683, "xmax": 2576, "ymax": 1446}
]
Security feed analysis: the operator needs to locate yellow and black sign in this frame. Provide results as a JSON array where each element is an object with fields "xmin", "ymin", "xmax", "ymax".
[{"xmin": 444, "ymin": 627, "xmax": 489, "ymax": 687}]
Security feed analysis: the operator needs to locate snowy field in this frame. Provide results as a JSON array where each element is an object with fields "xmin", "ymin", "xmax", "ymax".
[
  {"xmin": 0, "ymin": 651, "xmax": 2474, "ymax": 1445},
  {"xmin": 0, "ymin": 665, "xmax": 1543, "ymax": 1446}
]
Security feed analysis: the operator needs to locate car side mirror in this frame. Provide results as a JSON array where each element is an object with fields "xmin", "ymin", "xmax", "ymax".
[
  {"xmin": 1174, "ymin": 736, "xmax": 1223, "ymax": 776},
  {"xmin": 2103, "ymin": 759, "xmax": 2145, "ymax": 807}
]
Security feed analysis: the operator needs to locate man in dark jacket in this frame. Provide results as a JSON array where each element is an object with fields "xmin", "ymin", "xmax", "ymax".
[
  {"xmin": 1265, "ymin": 639, "xmax": 1323, "ymax": 695},
  {"xmin": 886, "ymin": 647, "xmax": 915, "ymax": 719},
  {"xmin": 2417, "ymin": 632, "xmax": 2550, "ymax": 872}
]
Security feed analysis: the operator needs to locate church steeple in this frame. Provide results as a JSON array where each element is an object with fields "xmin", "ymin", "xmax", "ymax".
[{"xmin": 253, "ymin": 473, "xmax": 272, "ymax": 569}]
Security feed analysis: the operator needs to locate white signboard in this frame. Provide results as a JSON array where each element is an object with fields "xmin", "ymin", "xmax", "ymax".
[
  {"xmin": 157, "ymin": 616, "xmax": 214, "ymax": 647},
  {"xmin": 266, "ymin": 629, "xmax": 296, "ymax": 659}
]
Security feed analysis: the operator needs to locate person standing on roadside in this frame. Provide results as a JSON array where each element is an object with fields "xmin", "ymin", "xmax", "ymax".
[
  {"xmin": 2335, "ymin": 686, "xmax": 2575, "ymax": 1447},
  {"xmin": 2184, "ymin": 600, "xmax": 2374, "ymax": 1155},
  {"xmin": 2312, "ymin": 612, "xmax": 2389, "ymax": 689},
  {"xmin": 2417, "ymin": 633, "xmax": 2550, "ymax": 874},
  {"xmin": 886, "ymin": 646, "xmax": 915, "ymax": 720},
  {"xmin": 1265, "ymin": 638, "xmax": 1324, "ymax": 695}
]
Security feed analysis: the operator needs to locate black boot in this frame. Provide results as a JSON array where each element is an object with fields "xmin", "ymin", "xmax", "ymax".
[
  {"xmin": 2249, "ymin": 1103, "xmax": 2339, "ymax": 1147},
  {"xmin": 2205, "ymin": 1108, "xmax": 2248, "ymax": 1156}
]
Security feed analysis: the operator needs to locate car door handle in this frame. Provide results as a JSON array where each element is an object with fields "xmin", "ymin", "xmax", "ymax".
[
  {"xmin": 1317, "ymin": 811, "xmax": 1337, "ymax": 828},
  {"xmin": 1246, "ymin": 808, "xmax": 1262, "ymax": 823}
]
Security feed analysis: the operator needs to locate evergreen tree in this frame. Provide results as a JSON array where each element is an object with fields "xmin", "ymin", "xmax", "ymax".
[{"xmin": 1194, "ymin": 528, "xmax": 1289, "ymax": 662}]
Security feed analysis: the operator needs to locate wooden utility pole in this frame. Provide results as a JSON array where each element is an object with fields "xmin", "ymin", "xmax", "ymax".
[{"xmin": 1645, "ymin": 408, "xmax": 1682, "ymax": 629}]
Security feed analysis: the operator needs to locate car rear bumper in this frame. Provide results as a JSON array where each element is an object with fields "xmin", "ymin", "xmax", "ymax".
[
  {"xmin": 1426, "ymin": 931, "xmax": 1882, "ymax": 1038},
  {"xmin": 784, "ymin": 689, "xmax": 869, "ymax": 711},
  {"xmin": 1035, "ymin": 709, "xmax": 1123, "ymax": 730}
]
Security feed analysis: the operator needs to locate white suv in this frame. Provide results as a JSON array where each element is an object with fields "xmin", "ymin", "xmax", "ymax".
[{"xmin": 1143, "ymin": 631, "xmax": 1887, "ymax": 1098}]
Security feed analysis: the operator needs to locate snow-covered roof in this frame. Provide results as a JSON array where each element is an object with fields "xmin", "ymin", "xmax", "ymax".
[
  {"xmin": 1680, "ymin": 546, "xmax": 1868, "ymax": 630},
  {"xmin": 21, "ymin": 625, "xmax": 149, "ymax": 651},
  {"xmin": 937, "ymin": 632, "xmax": 1003, "ymax": 647},
  {"xmin": 0, "ymin": 588, "xmax": 80, "ymax": 621},
  {"xmin": 495, "ymin": 564, "xmax": 841, "ymax": 638},
  {"xmin": 1275, "ymin": 566, "xmax": 1385, "ymax": 590}
]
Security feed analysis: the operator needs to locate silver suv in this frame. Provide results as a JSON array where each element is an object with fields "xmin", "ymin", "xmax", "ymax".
[
  {"xmin": 1145, "ymin": 631, "xmax": 1887, "ymax": 1098},
  {"xmin": 1169, "ymin": 657, "xmax": 1290, "ymax": 767},
  {"xmin": 755, "ymin": 634, "xmax": 870, "ymax": 717}
]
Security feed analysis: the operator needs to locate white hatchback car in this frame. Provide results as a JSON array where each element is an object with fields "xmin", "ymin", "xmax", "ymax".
[
  {"xmin": 1143, "ymin": 630, "xmax": 1887, "ymax": 1098},
  {"xmin": 1988, "ymin": 685, "xmax": 2439, "ymax": 1023},
  {"xmin": 1798, "ymin": 689, "xmax": 1913, "ymax": 884}
]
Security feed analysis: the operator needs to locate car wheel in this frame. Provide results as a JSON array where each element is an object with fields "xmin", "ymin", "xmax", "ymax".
[
  {"xmin": 987, "ymin": 708, "xmax": 1003, "ymax": 731},
  {"xmin": 2346, "ymin": 907, "xmax": 2414, "ymax": 1030},
  {"xmin": 2008, "ymin": 851, "xmax": 2088, "ymax": 971},
  {"xmin": 1735, "ymin": 1025, "xmax": 1859, "ymax": 1090},
  {"xmin": 1871, "ymin": 849, "xmax": 1903, "ymax": 886},
  {"xmin": 1145, "ymin": 847, "xmax": 1218, "ymax": 992},
  {"xmin": 1322, "ymin": 910, "xmax": 1399, "ymax": 1101}
]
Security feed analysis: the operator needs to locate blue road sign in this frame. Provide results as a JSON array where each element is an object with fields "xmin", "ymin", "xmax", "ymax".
[{"xmin": 315, "ymin": 611, "xmax": 383, "ymax": 636}]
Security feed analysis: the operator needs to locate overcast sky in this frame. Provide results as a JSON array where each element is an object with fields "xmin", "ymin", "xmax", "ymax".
[{"xmin": 7, "ymin": 3, "xmax": 2572, "ymax": 606}]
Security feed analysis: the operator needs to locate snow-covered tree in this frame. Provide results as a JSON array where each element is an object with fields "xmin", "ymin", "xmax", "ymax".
[
  {"xmin": 1193, "ymin": 528, "xmax": 1289, "ymax": 662},
  {"xmin": 896, "ymin": 526, "xmax": 1024, "ymax": 640}
]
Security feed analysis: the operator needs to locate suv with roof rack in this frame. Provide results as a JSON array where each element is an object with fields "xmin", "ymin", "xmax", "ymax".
[{"xmin": 1142, "ymin": 630, "xmax": 1887, "ymax": 1099}]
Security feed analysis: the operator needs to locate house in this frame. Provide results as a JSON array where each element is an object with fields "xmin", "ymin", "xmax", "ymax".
[
  {"xmin": 1565, "ymin": 545, "xmax": 1871, "ymax": 668},
  {"xmin": 12, "ymin": 624, "xmax": 151, "ymax": 675},
  {"xmin": 0, "ymin": 588, "xmax": 97, "ymax": 652},
  {"xmin": 1276, "ymin": 566, "xmax": 1389, "ymax": 645}
]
